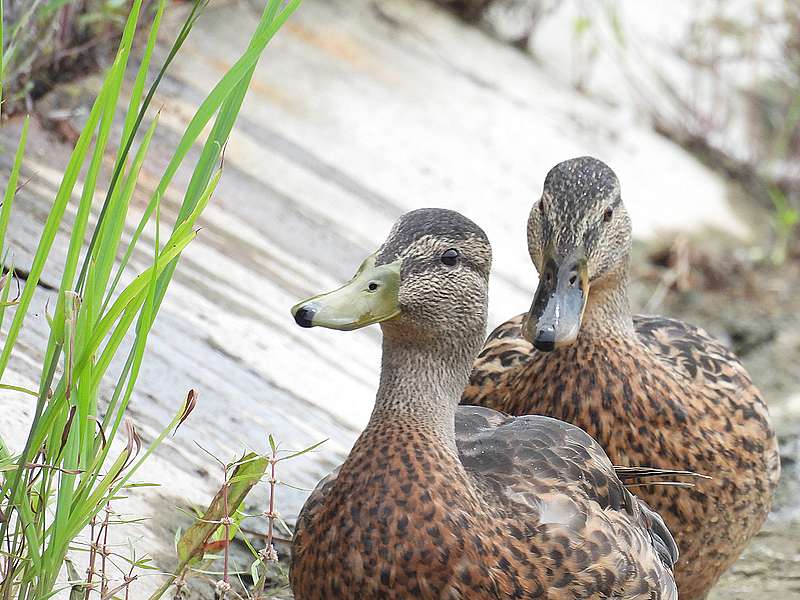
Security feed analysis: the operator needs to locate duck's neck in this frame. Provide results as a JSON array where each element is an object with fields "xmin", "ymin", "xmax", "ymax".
[
  {"xmin": 580, "ymin": 262, "xmax": 635, "ymax": 340},
  {"xmin": 368, "ymin": 326, "xmax": 483, "ymax": 455}
]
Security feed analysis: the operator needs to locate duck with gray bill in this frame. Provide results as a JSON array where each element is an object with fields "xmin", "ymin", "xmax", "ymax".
[{"xmin": 464, "ymin": 156, "xmax": 780, "ymax": 600}]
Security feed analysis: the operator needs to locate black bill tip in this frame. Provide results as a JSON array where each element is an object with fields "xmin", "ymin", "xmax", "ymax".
[
  {"xmin": 294, "ymin": 305, "xmax": 316, "ymax": 328},
  {"xmin": 533, "ymin": 325, "xmax": 556, "ymax": 352}
]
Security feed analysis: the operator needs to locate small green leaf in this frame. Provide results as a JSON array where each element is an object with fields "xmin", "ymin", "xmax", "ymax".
[
  {"xmin": 251, "ymin": 558, "xmax": 261, "ymax": 587},
  {"xmin": 176, "ymin": 452, "xmax": 268, "ymax": 567},
  {"xmin": 277, "ymin": 438, "xmax": 328, "ymax": 462},
  {"xmin": 0, "ymin": 383, "xmax": 38, "ymax": 397},
  {"xmin": 64, "ymin": 557, "xmax": 84, "ymax": 600}
]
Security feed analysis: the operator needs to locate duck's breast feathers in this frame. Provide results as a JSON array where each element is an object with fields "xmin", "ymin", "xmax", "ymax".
[
  {"xmin": 291, "ymin": 466, "xmax": 341, "ymax": 562},
  {"xmin": 463, "ymin": 314, "xmax": 530, "ymax": 407},
  {"xmin": 470, "ymin": 304, "xmax": 758, "ymax": 393}
]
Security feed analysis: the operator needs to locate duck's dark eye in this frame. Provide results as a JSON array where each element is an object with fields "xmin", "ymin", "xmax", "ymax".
[
  {"xmin": 441, "ymin": 248, "xmax": 459, "ymax": 266},
  {"xmin": 603, "ymin": 207, "xmax": 613, "ymax": 223}
]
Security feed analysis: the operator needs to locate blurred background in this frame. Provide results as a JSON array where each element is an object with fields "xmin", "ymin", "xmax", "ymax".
[{"xmin": 2, "ymin": 0, "xmax": 798, "ymax": 597}]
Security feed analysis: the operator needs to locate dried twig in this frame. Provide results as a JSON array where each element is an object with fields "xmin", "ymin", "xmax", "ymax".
[{"xmin": 253, "ymin": 440, "xmax": 280, "ymax": 599}]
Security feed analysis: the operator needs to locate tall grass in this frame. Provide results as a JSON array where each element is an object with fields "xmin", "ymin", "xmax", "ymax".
[{"xmin": 0, "ymin": 0, "xmax": 301, "ymax": 598}]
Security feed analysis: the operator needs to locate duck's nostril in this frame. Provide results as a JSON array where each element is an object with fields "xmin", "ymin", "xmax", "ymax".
[
  {"xmin": 534, "ymin": 325, "xmax": 556, "ymax": 352},
  {"xmin": 294, "ymin": 305, "xmax": 316, "ymax": 328}
]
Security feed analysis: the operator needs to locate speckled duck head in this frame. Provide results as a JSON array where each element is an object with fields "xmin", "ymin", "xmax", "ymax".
[
  {"xmin": 292, "ymin": 208, "xmax": 492, "ymax": 352},
  {"xmin": 523, "ymin": 156, "xmax": 632, "ymax": 351}
]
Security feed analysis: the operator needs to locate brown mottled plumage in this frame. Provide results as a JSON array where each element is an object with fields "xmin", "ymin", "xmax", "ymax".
[
  {"xmin": 290, "ymin": 208, "xmax": 678, "ymax": 599},
  {"xmin": 463, "ymin": 157, "xmax": 781, "ymax": 600}
]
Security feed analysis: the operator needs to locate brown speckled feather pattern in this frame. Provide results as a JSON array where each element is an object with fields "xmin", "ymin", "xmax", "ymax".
[
  {"xmin": 463, "ymin": 313, "xmax": 781, "ymax": 599},
  {"xmin": 291, "ymin": 405, "xmax": 678, "ymax": 599}
]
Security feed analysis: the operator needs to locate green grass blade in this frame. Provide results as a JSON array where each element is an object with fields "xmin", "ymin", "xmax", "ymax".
[
  {"xmin": 94, "ymin": 116, "xmax": 159, "ymax": 316},
  {"xmin": 49, "ymin": 292, "xmax": 80, "ymax": 572},
  {"xmin": 177, "ymin": 0, "xmax": 282, "ymax": 226},
  {"xmin": 154, "ymin": 0, "xmax": 302, "ymax": 231},
  {"xmin": 118, "ymin": 0, "xmax": 166, "ymax": 167},
  {"xmin": 0, "ymin": 383, "xmax": 37, "ymax": 397},
  {"xmin": 1, "ymin": 0, "xmax": 4, "ymax": 110},
  {"xmin": 66, "ymin": 392, "xmax": 193, "ymax": 544}
]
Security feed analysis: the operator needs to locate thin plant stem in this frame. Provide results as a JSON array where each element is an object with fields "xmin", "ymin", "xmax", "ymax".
[
  {"xmin": 253, "ymin": 446, "xmax": 278, "ymax": 599},
  {"xmin": 85, "ymin": 515, "xmax": 98, "ymax": 599},
  {"xmin": 218, "ymin": 464, "xmax": 232, "ymax": 600},
  {"xmin": 100, "ymin": 503, "xmax": 111, "ymax": 597}
]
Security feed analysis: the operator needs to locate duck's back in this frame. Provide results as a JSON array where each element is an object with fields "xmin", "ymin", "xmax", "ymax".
[
  {"xmin": 456, "ymin": 406, "xmax": 678, "ymax": 600},
  {"xmin": 633, "ymin": 315, "xmax": 775, "ymax": 436}
]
